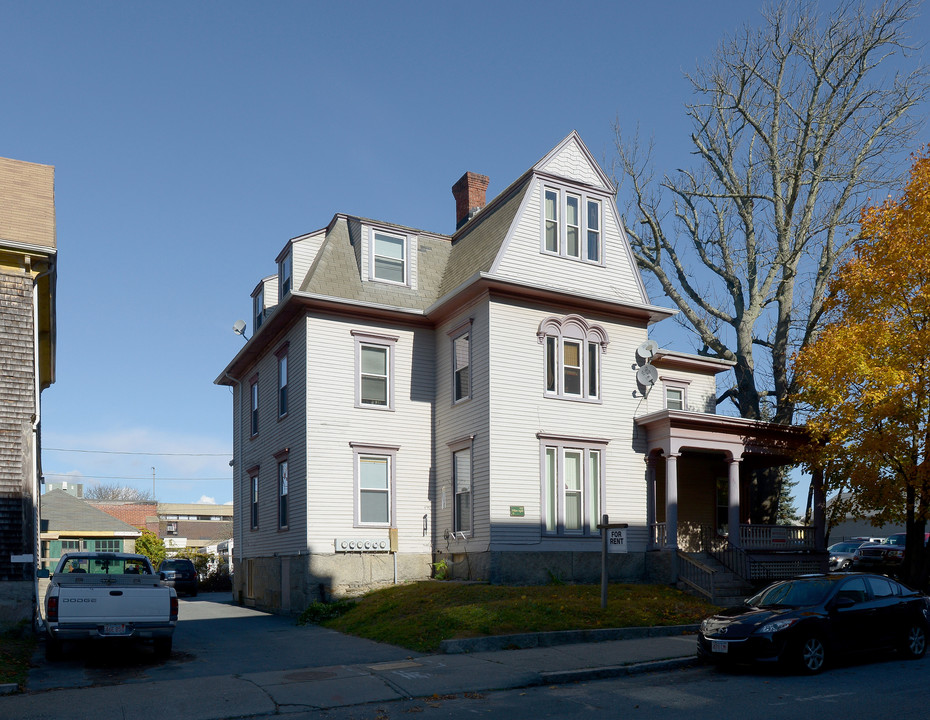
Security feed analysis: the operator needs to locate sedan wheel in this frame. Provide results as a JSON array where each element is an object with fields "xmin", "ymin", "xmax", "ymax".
[
  {"xmin": 798, "ymin": 636, "xmax": 826, "ymax": 674},
  {"xmin": 902, "ymin": 624, "xmax": 927, "ymax": 659}
]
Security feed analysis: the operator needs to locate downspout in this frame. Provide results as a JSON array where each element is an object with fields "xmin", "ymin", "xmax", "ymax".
[
  {"xmin": 223, "ymin": 372, "xmax": 243, "ymax": 597},
  {"xmin": 30, "ymin": 258, "xmax": 55, "ymax": 632}
]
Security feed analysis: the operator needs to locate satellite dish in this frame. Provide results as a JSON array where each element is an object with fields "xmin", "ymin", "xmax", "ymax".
[
  {"xmin": 636, "ymin": 364, "xmax": 658, "ymax": 390},
  {"xmin": 636, "ymin": 340, "xmax": 659, "ymax": 363}
]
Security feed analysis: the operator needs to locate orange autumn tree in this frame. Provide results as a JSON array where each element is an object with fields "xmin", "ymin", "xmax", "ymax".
[{"xmin": 794, "ymin": 146, "xmax": 930, "ymax": 587}]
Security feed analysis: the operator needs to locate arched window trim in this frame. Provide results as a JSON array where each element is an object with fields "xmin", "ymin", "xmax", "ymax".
[{"xmin": 536, "ymin": 315, "xmax": 609, "ymax": 402}]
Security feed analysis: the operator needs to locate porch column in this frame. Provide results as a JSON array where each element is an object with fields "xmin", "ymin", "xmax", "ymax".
[
  {"xmin": 645, "ymin": 456, "xmax": 656, "ymax": 548},
  {"xmin": 727, "ymin": 458, "xmax": 742, "ymax": 548},
  {"xmin": 665, "ymin": 453, "xmax": 680, "ymax": 549}
]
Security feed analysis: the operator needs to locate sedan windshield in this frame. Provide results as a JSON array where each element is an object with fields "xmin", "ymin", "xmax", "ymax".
[{"xmin": 748, "ymin": 579, "xmax": 833, "ymax": 608}]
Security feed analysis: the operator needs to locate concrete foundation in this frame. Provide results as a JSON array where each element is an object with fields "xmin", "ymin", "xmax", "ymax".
[
  {"xmin": 234, "ymin": 551, "xmax": 433, "ymax": 615},
  {"xmin": 0, "ymin": 580, "xmax": 34, "ymax": 629},
  {"xmin": 436, "ymin": 550, "xmax": 651, "ymax": 585}
]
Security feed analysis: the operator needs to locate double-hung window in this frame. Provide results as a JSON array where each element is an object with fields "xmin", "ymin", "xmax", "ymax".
[
  {"xmin": 540, "ymin": 435, "xmax": 605, "ymax": 536},
  {"xmin": 372, "ymin": 230, "xmax": 406, "ymax": 284},
  {"xmin": 279, "ymin": 252, "xmax": 292, "ymax": 298},
  {"xmin": 277, "ymin": 459, "xmax": 288, "ymax": 529},
  {"xmin": 249, "ymin": 469, "xmax": 260, "ymax": 530},
  {"xmin": 538, "ymin": 315, "xmax": 608, "ymax": 401},
  {"xmin": 351, "ymin": 443, "xmax": 397, "ymax": 527},
  {"xmin": 253, "ymin": 286, "xmax": 264, "ymax": 331},
  {"xmin": 663, "ymin": 379, "xmax": 689, "ymax": 411},
  {"xmin": 276, "ymin": 344, "xmax": 289, "ymax": 417},
  {"xmin": 542, "ymin": 186, "xmax": 603, "ymax": 263},
  {"xmin": 353, "ymin": 331, "xmax": 397, "ymax": 410},
  {"xmin": 452, "ymin": 327, "xmax": 471, "ymax": 403},
  {"xmin": 449, "ymin": 436, "xmax": 474, "ymax": 535},
  {"xmin": 249, "ymin": 376, "xmax": 259, "ymax": 436}
]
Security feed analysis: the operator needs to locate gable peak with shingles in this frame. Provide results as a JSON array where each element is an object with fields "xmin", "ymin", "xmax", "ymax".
[{"xmin": 533, "ymin": 131, "xmax": 614, "ymax": 193}]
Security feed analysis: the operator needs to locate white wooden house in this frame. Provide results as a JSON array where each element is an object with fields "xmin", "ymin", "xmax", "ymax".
[{"xmin": 216, "ymin": 132, "xmax": 814, "ymax": 612}]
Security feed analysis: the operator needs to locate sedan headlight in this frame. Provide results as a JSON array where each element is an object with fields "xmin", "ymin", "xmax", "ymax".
[{"xmin": 758, "ymin": 617, "xmax": 799, "ymax": 634}]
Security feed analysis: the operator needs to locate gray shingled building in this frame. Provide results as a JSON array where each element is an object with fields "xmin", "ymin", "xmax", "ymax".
[{"xmin": 0, "ymin": 156, "xmax": 57, "ymax": 627}]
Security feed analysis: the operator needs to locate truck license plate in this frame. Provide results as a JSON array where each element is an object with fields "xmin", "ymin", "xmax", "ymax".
[
  {"xmin": 712, "ymin": 640, "xmax": 728, "ymax": 653},
  {"xmin": 103, "ymin": 624, "xmax": 126, "ymax": 635}
]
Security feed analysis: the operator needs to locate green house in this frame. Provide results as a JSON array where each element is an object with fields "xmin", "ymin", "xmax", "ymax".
[{"xmin": 39, "ymin": 489, "xmax": 141, "ymax": 570}]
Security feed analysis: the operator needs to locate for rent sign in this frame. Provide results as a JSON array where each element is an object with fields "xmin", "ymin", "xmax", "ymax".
[{"xmin": 607, "ymin": 527, "xmax": 628, "ymax": 554}]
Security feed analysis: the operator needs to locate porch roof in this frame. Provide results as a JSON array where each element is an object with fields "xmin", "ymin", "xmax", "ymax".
[{"xmin": 635, "ymin": 410, "xmax": 809, "ymax": 463}]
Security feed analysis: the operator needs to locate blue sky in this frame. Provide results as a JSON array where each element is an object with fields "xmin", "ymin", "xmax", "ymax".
[{"xmin": 4, "ymin": 2, "xmax": 927, "ymax": 506}]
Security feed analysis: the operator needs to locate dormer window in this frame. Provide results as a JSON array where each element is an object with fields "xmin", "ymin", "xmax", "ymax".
[
  {"xmin": 543, "ymin": 186, "xmax": 603, "ymax": 264},
  {"xmin": 372, "ymin": 230, "xmax": 406, "ymax": 284},
  {"xmin": 279, "ymin": 252, "xmax": 292, "ymax": 299},
  {"xmin": 253, "ymin": 286, "xmax": 264, "ymax": 331}
]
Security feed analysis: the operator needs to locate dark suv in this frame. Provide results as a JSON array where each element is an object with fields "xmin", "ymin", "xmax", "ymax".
[
  {"xmin": 159, "ymin": 558, "xmax": 198, "ymax": 596},
  {"xmin": 852, "ymin": 533, "xmax": 930, "ymax": 576}
]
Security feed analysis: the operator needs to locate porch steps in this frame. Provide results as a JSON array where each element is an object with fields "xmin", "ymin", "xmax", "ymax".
[{"xmin": 679, "ymin": 552, "xmax": 753, "ymax": 607}]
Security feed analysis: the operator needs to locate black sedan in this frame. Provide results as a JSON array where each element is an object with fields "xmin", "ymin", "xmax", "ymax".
[{"xmin": 697, "ymin": 573, "xmax": 930, "ymax": 673}]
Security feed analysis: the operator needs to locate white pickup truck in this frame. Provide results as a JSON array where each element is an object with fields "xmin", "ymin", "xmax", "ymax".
[{"xmin": 40, "ymin": 552, "xmax": 178, "ymax": 659}]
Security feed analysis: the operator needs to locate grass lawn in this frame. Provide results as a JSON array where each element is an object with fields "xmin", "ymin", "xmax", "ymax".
[
  {"xmin": 301, "ymin": 581, "xmax": 717, "ymax": 653},
  {"xmin": 0, "ymin": 623, "xmax": 36, "ymax": 691}
]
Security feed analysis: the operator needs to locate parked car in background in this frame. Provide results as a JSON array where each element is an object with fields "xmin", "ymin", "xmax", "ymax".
[
  {"xmin": 852, "ymin": 536, "xmax": 885, "ymax": 544},
  {"xmin": 828, "ymin": 541, "xmax": 864, "ymax": 571},
  {"xmin": 158, "ymin": 558, "xmax": 199, "ymax": 596},
  {"xmin": 851, "ymin": 533, "xmax": 929, "ymax": 576},
  {"xmin": 697, "ymin": 574, "xmax": 930, "ymax": 673}
]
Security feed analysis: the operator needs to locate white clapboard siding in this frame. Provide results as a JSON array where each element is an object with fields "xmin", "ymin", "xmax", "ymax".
[
  {"xmin": 432, "ymin": 299, "xmax": 491, "ymax": 551},
  {"xmin": 486, "ymin": 299, "xmax": 652, "ymax": 552},
  {"xmin": 304, "ymin": 313, "xmax": 434, "ymax": 555},
  {"xmin": 491, "ymin": 180, "xmax": 645, "ymax": 305},
  {"xmin": 236, "ymin": 317, "xmax": 310, "ymax": 558}
]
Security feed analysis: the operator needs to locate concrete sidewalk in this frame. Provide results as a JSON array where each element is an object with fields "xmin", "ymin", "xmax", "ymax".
[{"xmin": 0, "ymin": 629, "xmax": 699, "ymax": 720}]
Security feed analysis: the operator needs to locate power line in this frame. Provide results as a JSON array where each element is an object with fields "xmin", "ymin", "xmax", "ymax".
[
  {"xmin": 45, "ymin": 448, "xmax": 230, "ymax": 457},
  {"xmin": 44, "ymin": 472, "xmax": 230, "ymax": 481}
]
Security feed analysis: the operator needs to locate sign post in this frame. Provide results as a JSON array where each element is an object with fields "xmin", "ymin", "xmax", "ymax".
[{"xmin": 597, "ymin": 515, "xmax": 628, "ymax": 609}]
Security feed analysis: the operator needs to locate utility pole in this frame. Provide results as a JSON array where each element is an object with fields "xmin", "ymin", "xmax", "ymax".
[{"xmin": 152, "ymin": 466, "xmax": 155, "ymax": 502}]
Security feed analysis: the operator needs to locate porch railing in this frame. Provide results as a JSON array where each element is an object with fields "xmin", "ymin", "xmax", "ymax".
[
  {"xmin": 677, "ymin": 550, "xmax": 716, "ymax": 602},
  {"xmin": 738, "ymin": 524, "xmax": 815, "ymax": 551}
]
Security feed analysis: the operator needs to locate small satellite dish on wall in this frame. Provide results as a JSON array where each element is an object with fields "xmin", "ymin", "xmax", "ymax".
[
  {"xmin": 636, "ymin": 340, "xmax": 659, "ymax": 363},
  {"xmin": 636, "ymin": 364, "xmax": 658, "ymax": 391}
]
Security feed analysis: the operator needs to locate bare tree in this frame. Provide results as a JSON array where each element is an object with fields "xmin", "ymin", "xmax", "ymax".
[
  {"xmin": 83, "ymin": 483, "xmax": 154, "ymax": 502},
  {"xmin": 614, "ymin": 0, "xmax": 928, "ymax": 522}
]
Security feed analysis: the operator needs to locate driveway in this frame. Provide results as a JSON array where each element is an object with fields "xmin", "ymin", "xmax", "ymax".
[{"xmin": 28, "ymin": 592, "xmax": 419, "ymax": 692}]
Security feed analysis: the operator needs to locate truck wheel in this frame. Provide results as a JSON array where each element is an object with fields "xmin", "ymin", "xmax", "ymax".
[
  {"xmin": 154, "ymin": 637, "xmax": 172, "ymax": 659},
  {"xmin": 902, "ymin": 624, "xmax": 927, "ymax": 659},
  {"xmin": 45, "ymin": 636, "xmax": 62, "ymax": 661}
]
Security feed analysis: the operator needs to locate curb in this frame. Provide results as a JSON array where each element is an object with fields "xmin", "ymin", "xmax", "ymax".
[
  {"xmin": 440, "ymin": 624, "xmax": 700, "ymax": 654},
  {"xmin": 539, "ymin": 656, "xmax": 700, "ymax": 685},
  {"xmin": 0, "ymin": 683, "xmax": 19, "ymax": 696}
]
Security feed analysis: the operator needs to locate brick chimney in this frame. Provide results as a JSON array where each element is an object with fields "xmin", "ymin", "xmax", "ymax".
[{"xmin": 452, "ymin": 172, "xmax": 490, "ymax": 230}]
